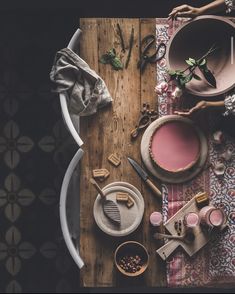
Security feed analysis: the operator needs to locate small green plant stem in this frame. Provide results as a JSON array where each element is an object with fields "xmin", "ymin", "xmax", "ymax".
[{"xmin": 182, "ymin": 44, "xmax": 217, "ymax": 74}]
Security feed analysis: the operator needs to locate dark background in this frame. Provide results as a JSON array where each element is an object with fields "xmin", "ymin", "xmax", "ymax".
[
  {"xmin": 0, "ymin": 0, "xmax": 214, "ymax": 16},
  {"xmin": 0, "ymin": 0, "xmax": 234, "ymax": 293}
]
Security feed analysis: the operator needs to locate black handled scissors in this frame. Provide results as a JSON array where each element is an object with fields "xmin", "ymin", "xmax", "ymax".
[{"xmin": 137, "ymin": 34, "xmax": 166, "ymax": 74}]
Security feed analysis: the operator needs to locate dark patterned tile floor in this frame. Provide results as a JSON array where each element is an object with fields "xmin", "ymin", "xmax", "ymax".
[{"xmin": 0, "ymin": 9, "xmax": 84, "ymax": 293}]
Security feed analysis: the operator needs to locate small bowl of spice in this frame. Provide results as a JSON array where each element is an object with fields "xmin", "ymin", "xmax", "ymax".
[{"xmin": 114, "ymin": 241, "xmax": 149, "ymax": 277}]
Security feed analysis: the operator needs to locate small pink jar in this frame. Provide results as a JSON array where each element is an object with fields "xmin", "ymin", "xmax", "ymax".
[
  {"xmin": 184, "ymin": 212, "xmax": 199, "ymax": 228},
  {"xmin": 150, "ymin": 212, "xmax": 163, "ymax": 227},
  {"xmin": 208, "ymin": 208, "xmax": 225, "ymax": 227},
  {"xmin": 199, "ymin": 206, "xmax": 224, "ymax": 227}
]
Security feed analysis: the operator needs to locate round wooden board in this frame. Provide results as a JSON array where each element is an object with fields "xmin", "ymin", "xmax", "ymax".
[
  {"xmin": 93, "ymin": 183, "xmax": 144, "ymax": 237},
  {"xmin": 140, "ymin": 115, "xmax": 208, "ymax": 184}
]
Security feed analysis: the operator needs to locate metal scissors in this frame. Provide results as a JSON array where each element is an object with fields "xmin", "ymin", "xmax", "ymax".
[{"xmin": 137, "ymin": 34, "xmax": 166, "ymax": 73}]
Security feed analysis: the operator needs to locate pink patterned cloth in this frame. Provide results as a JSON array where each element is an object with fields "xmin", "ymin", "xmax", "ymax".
[{"xmin": 156, "ymin": 18, "xmax": 235, "ymax": 287}]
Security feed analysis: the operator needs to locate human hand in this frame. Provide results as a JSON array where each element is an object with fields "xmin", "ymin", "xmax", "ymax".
[
  {"xmin": 174, "ymin": 100, "xmax": 209, "ymax": 116},
  {"xmin": 168, "ymin": 4, "xmax": 202, "ymax": 20}
]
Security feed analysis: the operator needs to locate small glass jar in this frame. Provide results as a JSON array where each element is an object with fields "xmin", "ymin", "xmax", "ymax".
[
  {"xmin": 207, "ymin": 208, "xmax": 225, "ymax": 227},
  {"xmin": 150, "ymin": 212, "xmax": 163, "ymax": 227},
  {"xmin": 199, "ymin": 206, "xmax": 224, "ymax": 228},
  {"xmin": 184, "ymin": 212, "xmax": 199, "ymax": 228},
  {"xmin": 199, "ymin": 205, "xmax": 215, "ymax": 225}
]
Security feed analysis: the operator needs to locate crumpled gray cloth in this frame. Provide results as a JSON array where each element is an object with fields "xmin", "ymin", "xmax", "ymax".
[{"xmin": 50, "ymin": 47, "xmax": 113, "ymax": 116}]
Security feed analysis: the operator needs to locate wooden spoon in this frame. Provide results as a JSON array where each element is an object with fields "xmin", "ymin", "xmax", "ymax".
[{"xmin": 154, "ymin": 231, "xmax": 195, "ymax": 244}]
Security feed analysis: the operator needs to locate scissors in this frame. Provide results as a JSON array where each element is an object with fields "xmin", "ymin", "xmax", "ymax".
[
  {"xmin": 130, "ymin": 103, "xmax": 158, "ymax": 139},
  {"xmin": 137, "ymin": 34, "xmax": 166, "ymax": 73}
]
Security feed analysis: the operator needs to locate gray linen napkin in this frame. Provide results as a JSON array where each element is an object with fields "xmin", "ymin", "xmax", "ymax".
[{"xmin": 50, "ymin": 47, "xmax": 113, "ymax": 116}]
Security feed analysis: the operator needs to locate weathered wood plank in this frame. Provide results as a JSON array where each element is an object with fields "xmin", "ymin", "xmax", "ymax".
[
  {"xmin": 79, "ymin": 18, "xmax": 166, "ymax": 287},
  {"xmin": 79, "ymin": 18, "xmax": 142, "ymax": 287}
]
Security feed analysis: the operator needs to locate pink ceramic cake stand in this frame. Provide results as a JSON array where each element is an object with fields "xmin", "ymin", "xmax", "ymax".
[{"xmin": 140, "ymin": 115, "xmax": 208, "ymax": 184}]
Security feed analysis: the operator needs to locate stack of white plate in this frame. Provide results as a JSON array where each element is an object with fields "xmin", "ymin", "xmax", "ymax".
[{"xmin": 93, "ymin": 182, "xmax": 145, "ymax": 237}]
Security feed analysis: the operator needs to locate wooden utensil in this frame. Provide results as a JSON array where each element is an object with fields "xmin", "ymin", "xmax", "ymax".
[
  {"xmin": 127, "ymin": 157, "xmax": 162, "ymax": 198},
  {"xmin": 154, "ymin": 231, "xmax": 195, "ymax": 244},
  {"xmin": 90, "ymin": 178, "xmax": 121, "ymax": 226}
]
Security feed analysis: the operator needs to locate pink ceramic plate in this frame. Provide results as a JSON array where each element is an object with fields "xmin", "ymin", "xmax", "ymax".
[
  {"xmin": 149, "ymin": 120, "xmax": 201, "ymax": 172},
  {"xmin": 166, "ymin": 16, "xmax": 235, "ymax": 97}
]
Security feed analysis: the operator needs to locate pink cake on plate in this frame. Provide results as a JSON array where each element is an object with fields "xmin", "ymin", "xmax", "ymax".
[{"xmin": 149, "ymin": 121, "xmax": 201, "ymax": 173}]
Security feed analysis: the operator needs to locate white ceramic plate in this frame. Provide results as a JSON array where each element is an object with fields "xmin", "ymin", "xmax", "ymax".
[{"xmin": 93, "ymin": 184, "xmax": 144, "ymax": 237}]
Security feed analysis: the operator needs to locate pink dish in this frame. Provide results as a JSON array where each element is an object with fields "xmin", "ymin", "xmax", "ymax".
[{"xmin": 149, "ymin": 121, "xmax": 200, "ymax": 172}]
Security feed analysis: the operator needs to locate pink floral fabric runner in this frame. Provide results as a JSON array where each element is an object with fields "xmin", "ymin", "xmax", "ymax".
[{"xmin": 156, "ymin": 18, "xmax": 235, "ymax": 287}]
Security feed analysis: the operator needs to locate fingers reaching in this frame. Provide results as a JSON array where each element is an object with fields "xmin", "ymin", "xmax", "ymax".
[
  {"xmin": 168, "ymin": 4, "xmax": 198, "ymax": 20},
  {"xmin": 174, "ymin": 101, "xmax": 208, "ymax": 116},
  {"xmin": 169, "ymin": 4, "xmax": 190, "ymax": 15},
  {"xmin": 168, "ymin": 5, "xmax": 190, "ymax": 19},
  {"xmin": 174, "ymin": 110, "xmax": 191, "ymax": 116}
]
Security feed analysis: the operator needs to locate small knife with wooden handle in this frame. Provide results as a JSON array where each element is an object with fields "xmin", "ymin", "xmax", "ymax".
[{"xmin": 127, "ymin": 157, "xmax": 162, "ymax": 198}]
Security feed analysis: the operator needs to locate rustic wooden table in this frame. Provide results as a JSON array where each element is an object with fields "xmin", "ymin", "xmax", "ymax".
[{"xmin": 79, "ymin": 18, "xmax": 166, "ymax": 287}]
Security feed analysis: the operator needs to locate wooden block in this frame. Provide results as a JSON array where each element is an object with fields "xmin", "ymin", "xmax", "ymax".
[
  {"xmin": 116, "ymin": 192, "xmax": 129, "ymax": 202},
  {"xmin": 93, "ymin": 169, "xmax": 105, "ymax": 178},
  {"xmin": 108, "ymin": 154, "xmax": 121, "ymax": 167},
  {"xmin": 126, "ymin": 196, "xmax": 134, "ymax": 208},
  {"xmin": 92, "ymin": 169, "xmax": 110, "ymax": 182},
  {"xmin": 195, "ymin": 192, "xmax": 209, "ymax": 207}
]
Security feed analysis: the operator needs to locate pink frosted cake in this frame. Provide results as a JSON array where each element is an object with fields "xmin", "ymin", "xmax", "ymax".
[{"xmin": 149, "ymin": 121, "xmax": 200, "ymax": 173}]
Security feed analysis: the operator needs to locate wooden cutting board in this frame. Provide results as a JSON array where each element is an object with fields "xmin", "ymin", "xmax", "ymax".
[{"xmin": 156, "ymin": 195, "xmax": 211, "ymax": 260}]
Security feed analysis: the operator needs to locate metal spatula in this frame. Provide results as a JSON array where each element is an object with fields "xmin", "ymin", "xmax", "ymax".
[{"xmin": 90, "ymin": 178, "xmax": 121, "ymax": 226}]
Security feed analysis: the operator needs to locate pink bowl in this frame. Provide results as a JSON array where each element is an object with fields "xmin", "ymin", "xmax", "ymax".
[{"xmin": 166, "ymin": 16, "xmax": 235, "ymax": 97}]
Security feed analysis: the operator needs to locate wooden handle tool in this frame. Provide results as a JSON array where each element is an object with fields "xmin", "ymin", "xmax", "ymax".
[{"xmin": 146, "ymin": 179, "xmax": 162, "ymax": 197}]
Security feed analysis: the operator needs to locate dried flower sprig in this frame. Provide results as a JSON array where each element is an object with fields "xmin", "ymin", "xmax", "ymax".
[{"xmin": 125, "ymin": 27, "xmax": 134, "ymax": 69}]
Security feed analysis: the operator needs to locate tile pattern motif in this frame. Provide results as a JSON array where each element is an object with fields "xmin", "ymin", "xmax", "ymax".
[{"xmin": 0, "ymin": 11, "xmax": 81, "ymax": 293}]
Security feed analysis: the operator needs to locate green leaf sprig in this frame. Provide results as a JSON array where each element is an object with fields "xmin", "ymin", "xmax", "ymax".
[
  {"xmin": 99, "ymin": 48, "xmax": 123, "ymax": 71},
  {"xmin": 167, "ymin": 44, "xmax": 218, "ymax": 89}
]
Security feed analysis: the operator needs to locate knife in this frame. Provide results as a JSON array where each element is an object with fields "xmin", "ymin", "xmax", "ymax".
[{"xmin": 127, "ymin": 157, "xmax": 162, "ymax": 198}]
